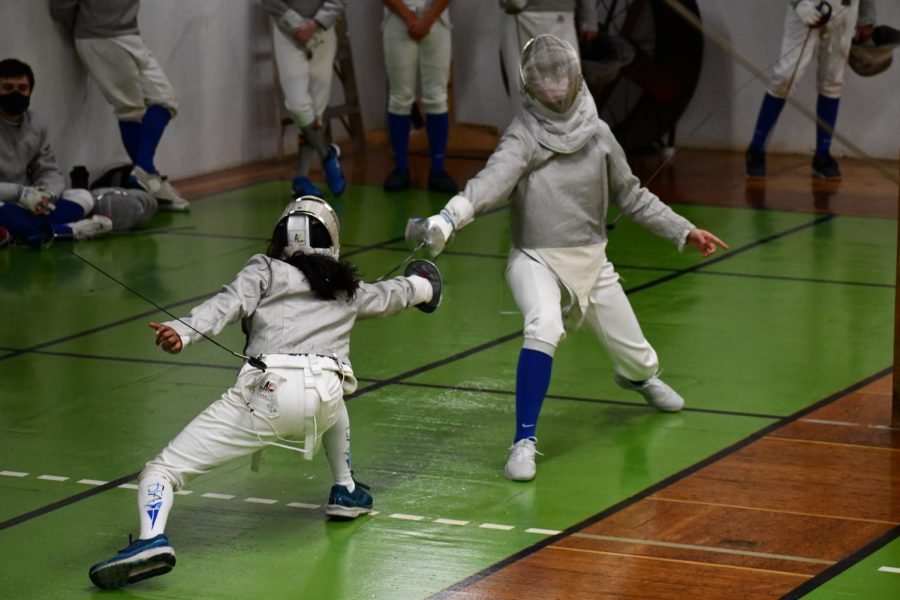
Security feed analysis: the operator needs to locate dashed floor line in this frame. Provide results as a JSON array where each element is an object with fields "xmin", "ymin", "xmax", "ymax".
[{"xmin": 3, "ymin": 469, "xmax": 556, "ymax": 536}]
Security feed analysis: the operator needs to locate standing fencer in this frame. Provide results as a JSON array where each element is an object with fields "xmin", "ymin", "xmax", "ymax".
[
  {"xmin": 381, "ymin": 0, "xmax": 458, "ymax": 194},
  {"xmin": 499, "ymin": 0, "xmax": 598, "ymax": 116},
  {"xmin": 50, "ymin": 0, "xmax": 189, "ymax": 210},
  {"xmin": 407, "ymin": 35, "xmax": 727, "ymax": 482},
  {"xmin": 88, "ymin": 197, "xmax": 442, "ymax": 589},
  {"xmin": 745, "ymin": 0, "xmax": 877, "ymax": 179},
  {"xmin": 263, "ymin": 0, "xmax": 348, "ymax": 198}
]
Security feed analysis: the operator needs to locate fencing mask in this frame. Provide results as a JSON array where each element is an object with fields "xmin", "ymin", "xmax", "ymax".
[
  {"xmin": 849, "ymin": 25, "xmax": 900, "ymax": 77},
  {"xmin": 520, "ymin": 34, "xmax": 582, "ymax": 114},
  {"xmin": 275, "ymin": 195, "xmax": 341, "ymax": 259}
]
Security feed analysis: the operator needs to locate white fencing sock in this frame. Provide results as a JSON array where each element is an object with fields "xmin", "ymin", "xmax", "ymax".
[
  {"xmin": 138, "ymin": 473, "xmax": 175, "ymax": 539},
  {"xmin": 323, "ymin": 406, "xmax": 355, "ymax": 491}
]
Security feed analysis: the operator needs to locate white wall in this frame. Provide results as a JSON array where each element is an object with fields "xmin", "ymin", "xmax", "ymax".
[{"xmin": 1, "ymin": 0, "xmax": 897, "ymax": 184}]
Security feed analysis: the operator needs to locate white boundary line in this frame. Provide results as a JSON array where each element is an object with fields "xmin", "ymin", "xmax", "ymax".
[
  {"xmin": 3, "ymin": 469, "xmax": 563, "ymax": 536},
  {"xmin": 878, "ymin": 566, "xmax": 900, "ymax": 574}
]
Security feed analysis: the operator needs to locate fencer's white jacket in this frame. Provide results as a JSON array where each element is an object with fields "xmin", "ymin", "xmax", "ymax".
[
  {"xmin": 440, "ymin": 83, "xmax": 694, "ymax": 316},
  {"xmin": 49, "ymin": 0, "xmax": 140, "ymax": 39},
  {"xmin": 0, "ymin": 111, "xmax": 66, "ymax": 203},
  {"xmin": 164, "ymin": 255, "xmax": 430, "ymax": 393},
  {"xmin": 263, "ymin": 0, "xmax": 347, "ymax": 36}
]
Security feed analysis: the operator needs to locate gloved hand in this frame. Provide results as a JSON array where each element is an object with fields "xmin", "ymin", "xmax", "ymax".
[
  {"xmin": 18, "ymin": 186, "xmax": 55, "ymax": 215},
  {"xmin": 405, "ymin": 212, "xmax": 455, "ymax": 258},
  {"xmin": 795, "ymin": 0, "xmax": 831, "ymax": 28}
]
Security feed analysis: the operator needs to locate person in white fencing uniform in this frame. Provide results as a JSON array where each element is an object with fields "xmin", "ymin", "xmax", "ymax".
[
  {"xmin": 407, "ymin": 35, "xmax": 727, "ymax": 482},
  {"xmin": 50, "ymin": 0, "xmax": 189, "ymax": 211},
  {"xmin": 0, "ymin": 58, "xmax": 113, "ymax": 247},
  {"xmin": 381, "ymin": 0, "xmax": 458, "ymax": 194},
  {"xmin": 88, "ymin": 196, "xmax": 442, "ymax": 590},
  {"xmin": 745, "ymin": 0, "xmax": 877, "ymax": 180},
  {"xmin": 263, "ymin": 0, "xmax": 348, "ymax": 198},
  {"xmin": 499, "ymin": 0, "xmax": 598, "ymax": 116}
]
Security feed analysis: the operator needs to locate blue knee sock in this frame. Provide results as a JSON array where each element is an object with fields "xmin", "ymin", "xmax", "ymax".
[
  {"xmin": 815, "ymin": 95, "xmax": 840, "ymax": 157},
  {"xmin": 48, "ymin": 198, "xmax": 87, "ymax": 224},
  {"xmin": 118, "ymin": 120, "xmax": 141, "ymax": 164},
  {"xmin": 136, "ymin": 105, "xmax": 172, "ymax": 175},
  {"xmin": 425, "ymin": 112, "xmax": 449, "ymax": 171},
  {"xmin": 514, "ymin": 348, "xmax": 553, "ymax": 443},
  {"xmin": 750, "ymin": 93, "xmax": 786, "ymax": 152},
  {"xmin": 388, "ymin": 112, "xmax": 411, "ymax": 171}
]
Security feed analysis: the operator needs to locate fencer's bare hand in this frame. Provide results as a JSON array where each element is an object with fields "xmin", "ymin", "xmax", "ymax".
[
  {"xmin": 580, "ymin": 30, "xmax": 599, "ymax": 43},
  {"xmin": 292, "ymin": 21, "xmax": 319, "ymax": 44},
  {"xmin": 149, "ymin": 322, "xmax": 183, "ymax": 354},
  {"xmin": 686, "ymin": 228, "xmax": 728, "ymax": 258},
  {"xmin": 408, "ymin": 17, "xmax": 433, "ymax": 41}
]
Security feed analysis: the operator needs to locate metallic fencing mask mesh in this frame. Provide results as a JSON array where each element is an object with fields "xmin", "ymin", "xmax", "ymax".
[
  {"xmin": 519, "ymin": 34, "xmax": 582, "ymax": 114},
  {"xmin": 276, "ymin": 196, "xmax": 341, "ymax": 259}
]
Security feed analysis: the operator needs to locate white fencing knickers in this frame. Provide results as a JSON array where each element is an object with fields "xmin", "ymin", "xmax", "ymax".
[
  {"xmin": 506, "ymin": 248, "xmax": 659, "ymax": 381},
  {"xmin": 75, "ymin": 35, "xmax": 178, "ymax": 121},
  {"xmin": 768, "ymin": 0, "xmax": 859, "ymax": 99},
  {"xmin": 141, "ymin": 354, "xmax": 346, "ymax": 490},
  {"xmin": 272, "ymin": 22, "xmax": 338, "ymax": 128},
  {"xmin": 382, "ymin": 10, "xmax": 452, "ymax": 115}
]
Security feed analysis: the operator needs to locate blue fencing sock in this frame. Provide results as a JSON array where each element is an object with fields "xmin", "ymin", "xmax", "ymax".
[
  {"xmin": 48, "ymin": 198, "xmax": 87, "ymax": 224},
  {"xmin": 815, "ymin": 95, "xmax": 840, "ymax": 157},
  {"xmin": 749, "ymin": 93, "xmax": 786, "ymax": 152},
  {"xmin": 118, "ymin": 120, "xmax": 141, "ymax": 164},
  {"xmin": 0, "ymin": 203, "xmax": 45, "ymax": 245},
  {"xmin": 136, "ymin": 105, "xmax": 172, "ymax": 175},
  {"xmin": 514, "ymin": 348, "xmax": 553, "ymax": 443},
  {"xmin": 425, "ymin": 112, "xmax": 449, "ymax": 171},
  {"xmin": 387, "ymin": 112, "xmax": 411, "ymax": 171}
]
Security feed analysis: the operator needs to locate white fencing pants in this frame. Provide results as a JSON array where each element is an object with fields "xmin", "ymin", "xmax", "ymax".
[
  {"xmin": 768, "ymin": 0, "xmax": 858, "ymax": 99},
  {"xmin": 141, "ymin": 356, "xmax": 346, "ymax": 490},
  {"xmin": 382, "ymin": 11, "xmax": 452, "ymax": 115},
  {"xmin": 272, "ymin": 23, "xmax": 338, "ymax": 128},
  {"xmin": 75, "ymin": 35, "xmax": 178, "ymax": 121},
  {"xmin": 507, "ymin": 249, "xmax": 658, "ymax": 380},
  {"xmin": 502, "ymin": 11, "xmax": 580, "ymax": 114}
]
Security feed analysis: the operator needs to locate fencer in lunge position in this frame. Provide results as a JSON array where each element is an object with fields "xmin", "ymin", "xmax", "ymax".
[
  {"xmin": 263, "ymin": 0, "xmax": 348, "ymax": 198},
  {"xmin": 88, "ymin": 197, "xmax": 442, "ymax": 589},
  {"xmin": 407, "ymin": 35, "xmax": 728, "ymax": 481},
  {"xmin": 745, "ymin": 0, "xmax": 877, "ymax": 179}
]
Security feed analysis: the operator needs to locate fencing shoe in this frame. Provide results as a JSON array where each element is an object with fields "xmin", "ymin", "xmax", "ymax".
[
  {"xmin": 812, "ymin": 153, "xmax": 841, "ymax": 180},
  {"xmin": 323, "ymin": 143, "xmax": 346, "ymax": 197},
  {"xmin": 505, "ymin": 437, "xmax": 539, "ymax": 481},
  {"xmin": 383, "ymin": 167, "xmax": 410, "ymax": 192},
  {"xmin": 428, "ymin": 169, "xmax": 458, "ymax": 194},
  {"xmin": 131, "ymin": 166, "xmax": 189, "ymax": 212},
  {"xmin": 292, "ymin": 175, "xmax": 322, "ymax": 197},
  {"xmin": 69, "ymin": 214, "xmax": 113, "ymax": 240},
  {"xmin": 89, "ymin": 534, "xmax": 176, "ymax": 590},
  {"xmin": 326, "ymin": 480, "xmax": 373, "ymax": 519},
  {"xmin": 745, "ymin": 146, "xmax": 766, "ymax": 178},
  {"xmin": 614, "ymin": 374, "xmax": 684, "ymax": 412}
]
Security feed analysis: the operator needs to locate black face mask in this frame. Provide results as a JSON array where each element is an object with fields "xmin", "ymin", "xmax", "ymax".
[{"xmin": 0, "ymin": 92, "xmax": 31, "ymax": 117}]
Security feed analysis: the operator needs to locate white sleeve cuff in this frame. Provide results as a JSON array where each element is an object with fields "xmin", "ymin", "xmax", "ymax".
[
  {"xmin": 408, "ymin": 275, "xmax": 434, "ymax": 305},
  {"xmin": 443, "ymin": 194, "xmax": 476, "ymax": 230}
]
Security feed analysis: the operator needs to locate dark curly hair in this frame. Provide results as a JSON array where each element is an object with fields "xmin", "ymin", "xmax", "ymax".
[{"xmin": 267, "ymin": 218, "xmax": 359, "ymax": 301}]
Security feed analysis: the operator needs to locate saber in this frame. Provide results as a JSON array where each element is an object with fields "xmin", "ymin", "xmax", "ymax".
[
  {"xmin": 376, "ymin": 241, "xmax": 426, "ymax": 281},
  {"xmin": 63, "ymin": 247, "xmax": 268, "ymax": 371}
]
